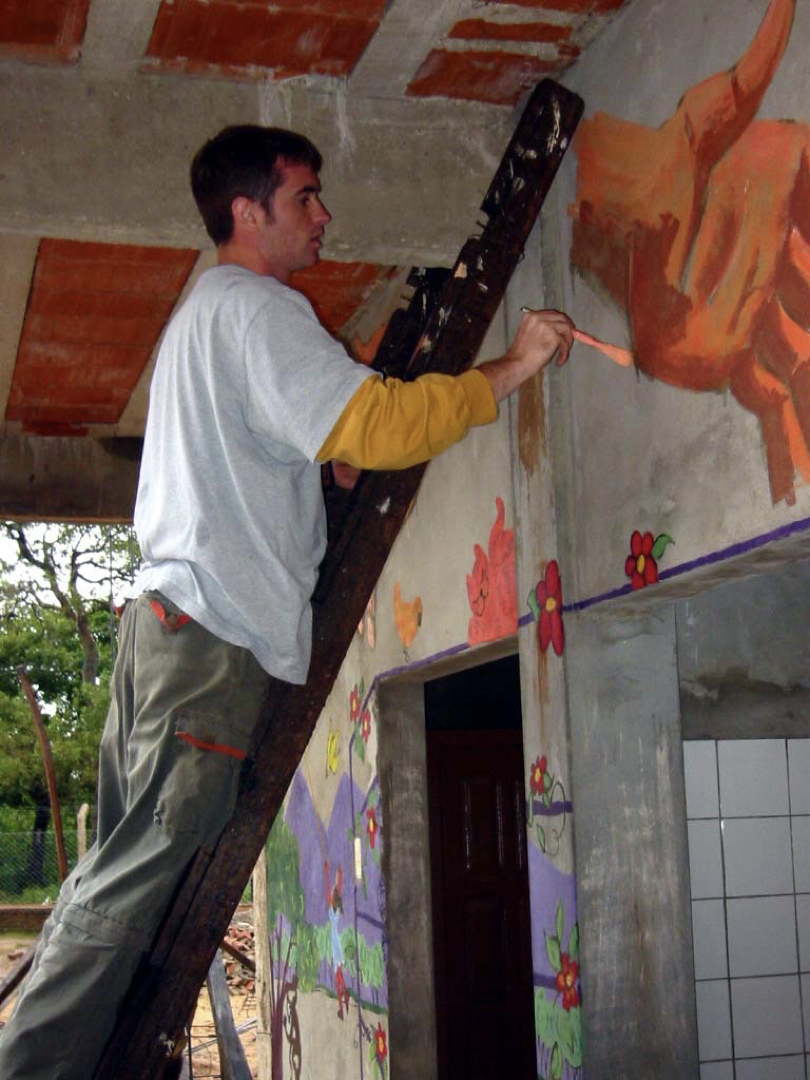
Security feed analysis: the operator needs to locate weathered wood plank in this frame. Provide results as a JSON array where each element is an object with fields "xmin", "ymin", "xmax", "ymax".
[
  {"xmin": 206, "ymin": 950, "xmax": 253, "ymax": 1080},
  {"xmin": 94, "ymin": 78, "xmax": 583, "ymax": 1080}
]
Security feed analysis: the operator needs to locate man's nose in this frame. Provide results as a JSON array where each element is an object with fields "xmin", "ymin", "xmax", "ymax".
[{"xmin": 314, "ymin": 198, "xmax": 331, "ymax": 224}]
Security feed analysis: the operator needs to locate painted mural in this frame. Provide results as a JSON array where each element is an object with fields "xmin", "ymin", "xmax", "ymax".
[
  {"xmin": 265, "ymin": 730, "xmax": 387, "ymax": 1080},
  {"xmin": 571, "ymin": 0, "xmax": 810, "ymax": 506},
  {"xmin": 466, "ymin": 495, "xmax": 518, "ymax": 644}
]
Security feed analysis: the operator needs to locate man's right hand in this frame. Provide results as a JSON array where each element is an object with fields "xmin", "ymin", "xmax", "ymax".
[{"xmin": 479, "ymin": 309, "xmax": 574, "ymax": 402}]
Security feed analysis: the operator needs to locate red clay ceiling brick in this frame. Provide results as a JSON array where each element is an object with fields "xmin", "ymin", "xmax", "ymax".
[
  {"xmin": 146, "ymin": 0, "xmax": 381, "ymax": 80},
  {"xmin": 0, "ymin": 0, "xmax": 90, "ymax": 63},
  {"xmin": 407, "ymin": 49, "xmax": 560, "ymax": 106},
  {"xmin": 291, "ymin": 261, "xmax": 397, "ymax": 337},
  {"xmin": 449, "ymin": 19, "xmax": 572, "ymax": 44},
  {"xmin": 8, "ymin": 240, "xmax": 197, "ymax": 433}
]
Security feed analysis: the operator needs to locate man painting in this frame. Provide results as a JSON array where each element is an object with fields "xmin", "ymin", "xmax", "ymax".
[{"xmin": 0, "ymin": 125, "xmax": 573, "ymax": 1080}]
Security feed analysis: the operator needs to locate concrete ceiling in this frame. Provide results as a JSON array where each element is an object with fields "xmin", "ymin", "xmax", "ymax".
[{"xmin": 0, "ymin": 0, "xmax": 632, "ymax": 443}]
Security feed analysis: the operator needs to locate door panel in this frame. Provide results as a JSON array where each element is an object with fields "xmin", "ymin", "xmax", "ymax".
[{"xmin": 428, "ymin": 729, "xmax": 536, "ymax": 1080}]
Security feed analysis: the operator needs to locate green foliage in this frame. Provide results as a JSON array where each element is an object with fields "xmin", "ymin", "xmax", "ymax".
[
  {"xmin": 358, "ymin": 934, "xmax": 384, "ymax": 991},
  {"xmin": 0, "ymin": 522, "xmax": 138, "ymax": 898},
  {"xmin": 0, "ymin": 602, "xmax": 112, "ymax": 811},
  {"xmin": 534, "ymin": 989, "xmax": 583, "ymax": 1069},
  {"xmin": 264, "ymin": 819, "xmax": 319, "ymax": 989}
]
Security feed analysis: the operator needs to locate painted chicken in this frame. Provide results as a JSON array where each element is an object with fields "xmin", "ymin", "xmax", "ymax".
[
  {"xmin": 571, "ymin": 0, "xmax": 810, "ymax": 505},
  {"xmin": 393, "ymin": 582, "xmax": 422, "ymax": 650}
]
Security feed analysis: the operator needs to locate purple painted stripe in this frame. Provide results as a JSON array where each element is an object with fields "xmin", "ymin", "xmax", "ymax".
[
  {"xmin": 534, "ymin": 974, "xmax": 558, "ymax": 991},
  {"xmin": 531, "ymin": 799, "xmax": 573, "ymax": 817},
  {"xmin": 562, "ymin": 514, "xmax": 810, "ymax": 615},
  {"xmin": 357, "ymin": 516, "xmax": 810, "ymax": 714}
]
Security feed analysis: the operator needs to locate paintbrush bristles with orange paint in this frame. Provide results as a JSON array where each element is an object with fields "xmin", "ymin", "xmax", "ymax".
[
  {"xmin": 518, "ymin": 307, "xmax": 634, "ymax": 368},
  {"xmin": 572, "ymin": 328, "xmax": 634, "ymax": 367}
]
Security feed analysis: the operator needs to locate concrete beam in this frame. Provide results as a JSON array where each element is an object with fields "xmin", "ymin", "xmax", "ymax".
[
  {"xmin": 81, "ymin": 0, "xmax": 163, "ymax": 70},
  {"xmin": 0, "ymin": 235, "xmax": 38, "ymax": 436},
  {"xmin": 348, "ymin": 0, "xmax": 466, "ymax": 98},
  {"xmin": 0, "ymin": 435, "xmax": 141, "ymax": 522},
  {"xmin": 565, "ymin": 607, "xmax": 698, "ymax": 1078},
  {"xmin": 0, "ymin": 61, "xmax": 511, "ymax": 264}
]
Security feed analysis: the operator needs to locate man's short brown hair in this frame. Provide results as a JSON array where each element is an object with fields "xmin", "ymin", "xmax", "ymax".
[{"xmin": 190, "ymin": 125, "xmax": 323, "ymax": 245}]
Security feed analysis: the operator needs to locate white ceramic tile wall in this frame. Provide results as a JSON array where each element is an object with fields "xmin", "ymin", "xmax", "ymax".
[
  {"xmin": 700, "ymin": 1062, "xmax": 734, "ymax": 1080},
  {"xmin": 685, "ymin": 741, "xmax": 720, "ymax": 818},
  {"xmin": 788, "ymin": 740, "xmax": 810, "ymax": 815},
  {"xmin": 735, "ymin": 1056, "xmax": 805, "ymax": 1080},
  {"xmin": 684, "ymin": 738, "xmax": 810, "ymax": 1075},
  {"xmin": 718, "ymin": 740, "xmax": 789, "ymax": 818}
]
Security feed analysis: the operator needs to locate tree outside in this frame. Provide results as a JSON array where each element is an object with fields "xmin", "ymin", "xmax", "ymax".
[{"xmin": 0, "ymin": 522, "xmax": 138, "ymax": 900}]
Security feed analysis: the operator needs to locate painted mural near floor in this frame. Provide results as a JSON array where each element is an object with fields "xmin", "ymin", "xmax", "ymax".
[
  {"xmin": 571, "ymin": 0, "xmax": 810, "ymax": 506},
  {"xmin": 264, "ymin": 756, "xmax": 387, "ymax": 1079}
]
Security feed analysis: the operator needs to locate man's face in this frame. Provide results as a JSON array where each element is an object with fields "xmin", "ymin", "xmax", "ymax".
[{"xmin": 255, "ymin": 162, "xmax": 331, "ymax": 283}]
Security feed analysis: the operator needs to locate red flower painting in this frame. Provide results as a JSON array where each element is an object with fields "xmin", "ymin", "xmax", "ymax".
[
  {"xmin": 375, "ymin": 1023, "xmax": 388, "ymax": 1065},
  {"xmin": 529, "ymin": 755, "xmax": 548, "ymax": 797},
  {"xmin": 360, "ymin": 708, "xmax": 372, "ymax": 744},
  {"xmin": 528, "ymin": 560, "xmax": 565, "ymax": 656},
  {"xmin": 366, "ymin": 807, "xmax": 378, "ymax": 849},
  {"xmin": 625, "ymin": 530, "xmax": 674, "ymax": 590},
  {"xmin": 349, "ymin": 685, "xmax": 361, "ymax": 722},
  {"xmin": 625, "ymin": 531, "xmax": 658, "ymax": 589},
  {"xmin": 556, "ymin": 952, "xmax": 580, "ymax": 1011}
]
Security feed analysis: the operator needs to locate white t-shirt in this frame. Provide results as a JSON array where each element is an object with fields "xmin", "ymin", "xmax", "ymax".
[{"xmin": 133, "ymin": 264, "xmax": 375, "ymax": 683}]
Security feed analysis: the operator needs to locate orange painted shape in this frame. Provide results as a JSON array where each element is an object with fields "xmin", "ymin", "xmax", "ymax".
[
  {"xmin": 407, "ymin": 49, "xmax": 560, "ymax": 106},
  {"xmin": 449, "ymin": 19, "xmax": 572, "ymax": 43},
  {"xmin": 0, "ymin": 0, "xmax": 90, "ymax": 62},
  {"xmin": 7, "ymin": 239, "xmax": 197, "ymax": 429},
  {"xmin": 393, "ymin": 583, "xmax": 423, "ymax": 650},
  {"xmin": 146, "ymin": 0, "xmax": 381, "ymax": 79},
  {"xmin": 466, "ymin": 496, "xmax": 517, "ymax": 645}
]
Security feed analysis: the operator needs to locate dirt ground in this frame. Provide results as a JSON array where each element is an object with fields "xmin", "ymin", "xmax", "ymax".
[{"xmin": 0, "ymin": 920, "xmax": 260, "ymax": 1079}]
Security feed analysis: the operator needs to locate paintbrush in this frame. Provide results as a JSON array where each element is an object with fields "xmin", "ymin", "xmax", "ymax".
[{"xmin": 519, "ymin": 308, "xmax": 633, "ymax": 368}]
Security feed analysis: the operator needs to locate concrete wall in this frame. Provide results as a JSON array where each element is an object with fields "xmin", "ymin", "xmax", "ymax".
[
  {"xmin": 256, "ymin": 4, "xmax": 810, "ymax": 1078},
  {"xmin": 527, "ymin": 0, "xmax": 810, "ymax": 1074}
]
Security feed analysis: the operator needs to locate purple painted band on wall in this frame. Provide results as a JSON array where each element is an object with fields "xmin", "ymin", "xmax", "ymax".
[
  {"xmin": 562, "ymin": 514, "xmax": 810, "ymax": 615},
  {"xmin": 531, "ymin": 798, "xmax": 573, "ymax": 817}
]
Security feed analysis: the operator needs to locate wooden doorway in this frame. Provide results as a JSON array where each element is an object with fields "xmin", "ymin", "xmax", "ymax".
[{"xmin": 425, "ymin": 655, "xmax": 535, "ymax": 1080}]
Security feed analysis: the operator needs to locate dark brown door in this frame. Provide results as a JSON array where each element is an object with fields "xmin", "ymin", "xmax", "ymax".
[{"xmin": 427, "ymin": 727, "xmax": 536, "ymax": 1080}]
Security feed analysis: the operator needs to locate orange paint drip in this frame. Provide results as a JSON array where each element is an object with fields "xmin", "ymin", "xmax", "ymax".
[{"xmin": 573, "ymin": 329, "xmax": 634, "ymax": 367}]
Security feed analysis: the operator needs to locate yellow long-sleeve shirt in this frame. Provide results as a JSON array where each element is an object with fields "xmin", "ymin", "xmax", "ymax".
[{"xmin": 316, "ymin": 368, "xmax": 497, "ymax": 470}]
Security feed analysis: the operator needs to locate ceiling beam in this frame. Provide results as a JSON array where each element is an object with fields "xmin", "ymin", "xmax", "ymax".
[
  {"xmin": 0, "ymin": 435, "xmax": 141, "ymax": 522},
  {"xmin": 0, "ymin": 60, "xmax": 512, "ymax": 265}
]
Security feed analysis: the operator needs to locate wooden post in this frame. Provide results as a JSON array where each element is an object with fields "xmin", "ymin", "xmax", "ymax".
[
  {"xmin": 17, "ymin": 666, "xmax": 68, "ymax": 884},
  {"xmin": 95, "ymin": 79, "xmax": 584, "ymax": 1080},
  {"xmin": 206, "ymin": 951, "xmax": 253, "ymax": 1080},
  {"xmin": 76, "ymin": 802, "xmax": 90, "ymax": 861}
]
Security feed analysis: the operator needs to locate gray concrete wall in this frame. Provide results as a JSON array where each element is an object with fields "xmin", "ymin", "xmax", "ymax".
[
  {"xmin": 677, "ymin": 558, "xmax": 810, "ymax": 739},
  {"xmin": 564, "ymin": 607, "xmax": 697, "ymax": 1079}
]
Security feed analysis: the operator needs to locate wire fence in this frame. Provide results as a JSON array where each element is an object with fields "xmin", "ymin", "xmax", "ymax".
[
  {"xmin": 0, "ymin": 827, "xmax": 253, "ymax": 905},
  {"xmin": 0, "ymin": 829, "xmax": 89, "ymax": 903}
]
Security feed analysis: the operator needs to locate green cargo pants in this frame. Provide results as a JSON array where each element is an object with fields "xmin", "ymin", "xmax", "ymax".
[{"xmin": 0, "ymin": 591, "xmax": 268, "ymax": 1080}]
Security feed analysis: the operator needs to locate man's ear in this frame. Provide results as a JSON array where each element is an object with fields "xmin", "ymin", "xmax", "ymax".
[{"xmin": 231, "ymin": 196, "xmax": 261, "ymax": 233}]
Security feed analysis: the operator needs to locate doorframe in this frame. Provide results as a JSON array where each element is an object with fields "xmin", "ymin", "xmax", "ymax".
[{"xmin": 376, "ymin": 639, "xmax": 519, "ymax": 1080}]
